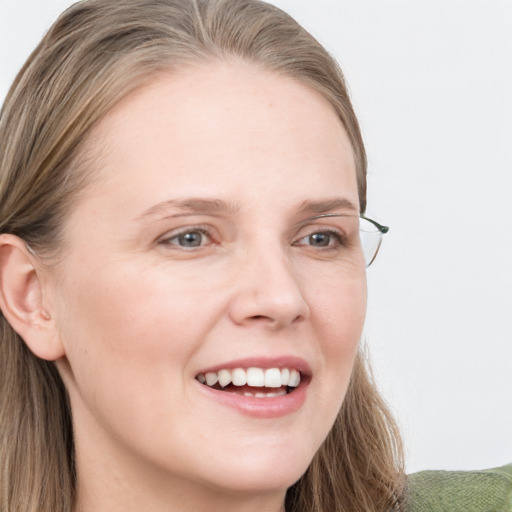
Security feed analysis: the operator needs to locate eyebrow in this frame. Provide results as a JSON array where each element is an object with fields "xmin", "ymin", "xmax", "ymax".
[
  {"xmin": 297, "ymin": 198, "xmax": 360, "ymax": 215},
  {"xmin": 136, "ymin": 198, "xmax": 241, "ymax": 220},
  {"xmin": 136, "ymin": 196, "xmax": 359, "ymax": 221}
]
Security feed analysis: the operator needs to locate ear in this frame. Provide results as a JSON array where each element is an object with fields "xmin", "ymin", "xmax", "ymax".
[{"xmin": 0, "ymin": 234, "xmax": 65, "ymax": 361}]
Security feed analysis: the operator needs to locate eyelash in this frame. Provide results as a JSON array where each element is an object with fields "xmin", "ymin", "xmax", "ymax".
[{"xmin": 158, "ymin": 225, "xmax": 347, "ymax": 251}]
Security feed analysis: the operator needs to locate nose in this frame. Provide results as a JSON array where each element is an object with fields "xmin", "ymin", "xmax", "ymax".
[{"xmin": 228, "ymin": 247, "xmax": 310, "ymax": 330}]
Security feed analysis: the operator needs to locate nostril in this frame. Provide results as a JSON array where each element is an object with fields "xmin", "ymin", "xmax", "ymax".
[
  {"xmin": 292, "ymin": 314, "xmax": 306, "ymax": 324},
  {"xmin": 247, "ymin": 312, "xmax": 306, "ymax": 327}
]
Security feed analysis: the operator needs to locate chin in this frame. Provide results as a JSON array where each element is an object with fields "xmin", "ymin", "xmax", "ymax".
[{"xmin": 194, "ymin": 443, "xmax": 315, "ymax": 495}]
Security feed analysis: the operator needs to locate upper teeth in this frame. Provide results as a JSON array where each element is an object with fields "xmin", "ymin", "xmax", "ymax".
[{"xmin": 196, "ymin": 367, "xmax": 301, "ymax": 388}]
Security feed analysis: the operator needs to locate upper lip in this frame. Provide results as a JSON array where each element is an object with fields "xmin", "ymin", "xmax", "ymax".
[{"xmin": 196, "ymin": 356, "xmax": 312, "ymax": 377}]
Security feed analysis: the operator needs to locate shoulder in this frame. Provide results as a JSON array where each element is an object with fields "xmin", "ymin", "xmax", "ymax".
[{"xmin": 406, "ymin": 463, "xmax": 512, "ymax": 512}]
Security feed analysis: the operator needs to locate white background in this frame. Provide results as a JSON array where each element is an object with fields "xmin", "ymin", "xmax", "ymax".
[{"xmin": 1, "ymin": 0, "xmax": 511, "ymax": 474}]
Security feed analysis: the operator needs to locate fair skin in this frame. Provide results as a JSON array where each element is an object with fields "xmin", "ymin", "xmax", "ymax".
[{"xmin": 0, "ymin": 62, "xmax": 366, "ymax": 512}]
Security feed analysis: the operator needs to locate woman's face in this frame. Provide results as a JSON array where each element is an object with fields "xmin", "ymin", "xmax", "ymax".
[{"xmin": 50, "ymin": 63, "xmax": 367, "ymax": 502}]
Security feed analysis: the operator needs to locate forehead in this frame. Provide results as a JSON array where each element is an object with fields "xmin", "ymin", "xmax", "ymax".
[{"xmin": 77, "ymin": 62, "xmax": 358, "ymax": 216}]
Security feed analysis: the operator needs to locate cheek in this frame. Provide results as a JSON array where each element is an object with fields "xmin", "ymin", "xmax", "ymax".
[
  {"xmin": 310, "ymin": 264, "xmax": 367, "ymax": 343},
  {"xmin": 309, "ymin": 271, "xmax": 367, "ymax": 410},
  {"xmin": 57, "ymin": 257, "xmax": 210, "ymax": 347},
  {"xmin": 53, "ymin": 262, "xmax": 208, "ymax": 408},
  {"xmin": 53, "ymin": 262, "xmax": 223, "ymax": 465}
]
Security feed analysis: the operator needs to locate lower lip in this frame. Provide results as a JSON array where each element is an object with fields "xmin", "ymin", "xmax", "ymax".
[{"xmin": 196, "ymin": 380, "xmax": 309, "ymax": 418}]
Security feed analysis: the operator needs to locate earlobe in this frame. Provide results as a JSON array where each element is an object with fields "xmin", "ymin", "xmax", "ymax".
[{"xmin": 0, "ymin": 234, "xmax": 65, "ymax": 361}]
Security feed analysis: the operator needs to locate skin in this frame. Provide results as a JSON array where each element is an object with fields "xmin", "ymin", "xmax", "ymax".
[{"xmin": 40, "ymin": 62, "xmax": 366, "ymax": 511}]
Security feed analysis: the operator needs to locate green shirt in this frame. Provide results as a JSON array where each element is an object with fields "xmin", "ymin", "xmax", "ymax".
[{"xmin": 407, "ymin": 463, "xmax": 512, "ymax": 512}]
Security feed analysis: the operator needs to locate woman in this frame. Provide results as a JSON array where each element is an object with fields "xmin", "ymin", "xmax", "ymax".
[{"xmin": 6, "ymin": 0, "xmax": 508, "ymax": 511}]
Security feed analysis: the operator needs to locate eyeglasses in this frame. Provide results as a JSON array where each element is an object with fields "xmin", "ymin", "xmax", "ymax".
[
  {"xmin": 307, "ymin": 213, "xmax": 389, "ymax": 267},
  {"xmin": 360, "ymin": 215, "xmax": 389, "ymax": 267}
]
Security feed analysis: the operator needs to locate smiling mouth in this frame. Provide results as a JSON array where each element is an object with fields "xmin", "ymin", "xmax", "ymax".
[{"xmin": 195, "ymin": 367, "xmax": 301, "ymax": 397}]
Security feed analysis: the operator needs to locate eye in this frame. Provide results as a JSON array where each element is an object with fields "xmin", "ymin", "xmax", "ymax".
[
  {"xmin": 159, "ymin": 227, "xmax": 213, "ymax": 249},
  {"xmin": 307, "ymin": 232, "xmax": 334, "ymax": 247},
  {"xmin": 295, "ymin": 229, "xmax": 344, "ymax": 249},
  {"xmin": 174, "ymin": 232, "xmax": 205, "ymax": 248}
]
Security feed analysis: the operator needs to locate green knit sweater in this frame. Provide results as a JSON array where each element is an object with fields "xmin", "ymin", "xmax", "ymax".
[{"xmin": 407, "ymin": 463, "xmax": 512, "ymax": 512}]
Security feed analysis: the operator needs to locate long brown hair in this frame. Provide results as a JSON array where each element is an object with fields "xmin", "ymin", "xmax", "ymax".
[{"xmin": 0, "ymin": 1, "xmax": 405, "ymax": 510}]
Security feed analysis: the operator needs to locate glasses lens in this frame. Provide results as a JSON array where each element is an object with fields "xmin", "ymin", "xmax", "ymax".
[{"xmin": 359, "ymin": 217, "xmax": 384, "ymax": 267}]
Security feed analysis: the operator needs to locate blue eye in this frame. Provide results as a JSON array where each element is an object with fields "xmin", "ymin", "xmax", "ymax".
[
  {"xmin": 174, "ymin": 232, "xmax": 204, "ymax": 247},
  {"xmin": 160, "ymin": 227, "xmax": 211, "ymax": 248}
]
